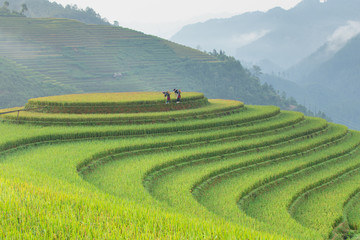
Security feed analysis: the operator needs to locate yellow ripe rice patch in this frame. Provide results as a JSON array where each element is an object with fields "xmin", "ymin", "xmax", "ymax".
[{"xmin": 28, "ymin": 92, "xmax": 204, "ymax": 105}]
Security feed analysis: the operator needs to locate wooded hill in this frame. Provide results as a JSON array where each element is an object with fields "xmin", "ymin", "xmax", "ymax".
[{"xmin": 0, "ymin": 16, "xmax": 308, "ymax": 114}]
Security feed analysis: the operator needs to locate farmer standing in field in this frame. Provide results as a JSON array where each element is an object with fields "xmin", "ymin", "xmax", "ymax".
[
  {"xmin": 173, "ymin": 89, "xmax": 181, "ymax": 103},
  {"xmin": 163, "ymin": 91, "xmax": 171, "ymax": 104}
]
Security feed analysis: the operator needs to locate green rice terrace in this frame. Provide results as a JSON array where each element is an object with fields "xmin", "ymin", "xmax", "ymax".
[
  {"xmin": 0, "ymin": 91, "xmax": 360, "ymax": 239},
  {"xmin": 0, "ymin": 17, "xmax": 217, "ymax": 94}
]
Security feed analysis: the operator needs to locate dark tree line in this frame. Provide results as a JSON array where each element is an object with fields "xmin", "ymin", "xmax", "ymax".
[
  {"xmin": 0, "ymin": 0, "xmax": 110, "ymax": 25},
  {"xmin": 0, "ymin": 1, "xmax": 27, "ymax": 16}
]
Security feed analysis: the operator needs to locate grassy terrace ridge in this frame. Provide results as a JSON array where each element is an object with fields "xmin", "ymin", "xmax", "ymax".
[
  {"xmin": 345, "ymin": 191, "xmax": 360, "ymax": 236},
  {"xmin": 289, "ymin": 156, "xmax": 360, "ymax": 238},
  {"xmin": 0, "ymin": 105, "xmax": 278, "ymax": 153},
  {"xmin": 0, "ymin": 92, "xmax": 360, "ymax": 239},
  {"xmin": 2, "ymin": 99, "xmax": 244, "ymax": 125},
  {"xmin": 23, "ymin": 92, "xmax": 207, "ymax": 114}
]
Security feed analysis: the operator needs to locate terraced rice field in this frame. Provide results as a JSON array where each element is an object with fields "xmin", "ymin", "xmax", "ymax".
[
  {"xmin": 0, "ymin": 17, "xmax": 218, "ymax": 93},
  {"xmin": 0, "ymin": 92, "xmax": 359, "ymax": 239}
]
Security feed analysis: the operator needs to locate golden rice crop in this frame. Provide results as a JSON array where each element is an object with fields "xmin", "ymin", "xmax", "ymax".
[{"xmin": 27, "ymin": 92, "xmax": 204, "ymax": 105}]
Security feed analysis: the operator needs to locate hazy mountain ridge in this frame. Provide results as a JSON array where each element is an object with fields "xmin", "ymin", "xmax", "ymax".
[
  {"xmin": 299, "ymin": 33, "xmax": 360, "ymax": 102},
  {"xmin": 307, "ymin": 33, "xmax": 360, "ymax": 89},
  {"xmin": 171, "ymin": 0, "xmax": 360, "ymax": 69},
  {"xmin": 171, "ymin": 0, "xmax": 360, "ymax": 130},
  {"xmin": 289, "ymin": 21, "xmax": 360, "ymax": 84},
  {"xmin": 267, "ymin": 33, "xmax": 360, "ymax": 130}
]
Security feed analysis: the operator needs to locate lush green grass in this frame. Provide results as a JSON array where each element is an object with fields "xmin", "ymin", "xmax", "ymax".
[
  {"xmin": 0, "ymin": 151, "xmax": 268, "ymax": 239},
  {"xmin": 2, "ymin": 99, "xmax": 243, "ymax": 124},
  {"xmin": 84, "ymin": 111, "xmax": 310, "ymax": 200},
  {"xmin": 0, "ymin": 93, "xmax": 359, "ymax": 239},
  {"xmin": 0, "ymin": 103, "xmax": 284, "ymax": 239},
  {"xmin": 347, "ymin": 193, "xmax": 360, "ymax": 230},
  {"xmin": 0, "ymin": 105, "xmax": 278, "ymax": 152},
  {"xmin": 291, "ymin": 161, "xmax": 360, "ymax": 237},
  {"xmin": 145, "ymin": 124, "xmax": 353, "ymax": 240},
  {"xmin": 237, "ymin": 131, "xmax": 360, "ymax": 239},
  {"xmin": 83, "ymin": 117, "xmax": 352, "ymax": 240}
]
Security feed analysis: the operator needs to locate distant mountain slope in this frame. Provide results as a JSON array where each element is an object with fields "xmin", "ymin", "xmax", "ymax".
[
  {"xmin": 171, "ymin": 0, "xmax": 360, "ymax": 69},
  {"xmin": 0, "ymin": 17, "xmax": 217, "ymax": 92},
  {"xmin": 0, "ymin": 16, "xmax": 305, "ymax": 112},
  {"xmin": 281, "ymin": 33, "xmax": 360, "ymax": 130},
  {"xmin": 307, "ymin": 34, "xmax": 360, "ymax": 129},
  {"xmin": 306, "ymin": 34, "xmax": 360, "ymax": 91},
  {"xmin": 288, "ymin": 21, "xmax": 360, "ymax": 83}
]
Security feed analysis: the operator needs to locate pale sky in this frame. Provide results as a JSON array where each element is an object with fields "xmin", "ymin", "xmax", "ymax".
[{"xmin": 52, "ymin": 0, "xmax": 303, "ymax": 38}]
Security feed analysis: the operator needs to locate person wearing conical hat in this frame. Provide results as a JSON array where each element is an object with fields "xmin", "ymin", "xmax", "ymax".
[
  {"xmin": 163, "ymin": 91, "xmax": 171, "ymax": 104},
  {"xmin": 173, "ymin": 89, "xmax": 181, "ymax": 103}
]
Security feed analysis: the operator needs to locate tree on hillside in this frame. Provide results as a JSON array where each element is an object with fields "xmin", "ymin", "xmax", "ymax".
[
  {"xmin": 0, "ymin": 1, "xmax": 24, "ymax": 16},
  {"xmin": 252, "ymin": 65, "xmax": 262, "ymax": 77},
  {"xmin": 3, "ymin": 1, "xmax": 9, "ymax": 9},
  {"xmin": 21, "ymin": 3, "xmax": 28, "ymax": 14}
]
